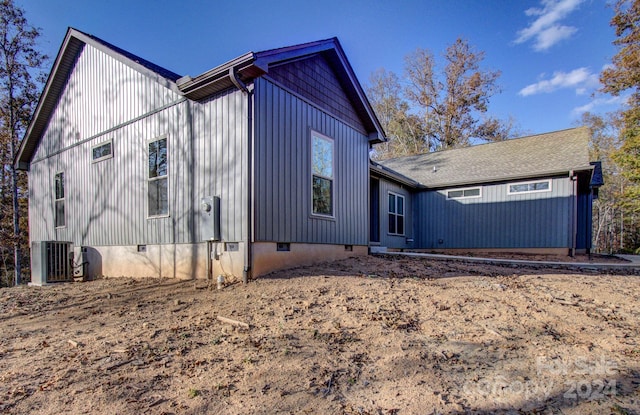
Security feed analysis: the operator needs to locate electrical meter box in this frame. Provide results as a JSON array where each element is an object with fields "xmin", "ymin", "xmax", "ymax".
[{"xmin": 200, "ymin": 196, "xmax": 221, "ymax": 241}]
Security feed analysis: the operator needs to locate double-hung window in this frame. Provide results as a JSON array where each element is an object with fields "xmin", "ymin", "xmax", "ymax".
[
  {"xmin": 311, "ymin": 132, "xmax": 334, "ymax": 216},
  {"xmin": 388, "ymin": 192, "xmax": 404, "ymax": 235},
  {"xmin": 148, "ymin": 137, "xmax": 168, "ymax": 217},
  {"xmin": 54, "ymin": 172, "xmax": 65, "ymax": 228}
]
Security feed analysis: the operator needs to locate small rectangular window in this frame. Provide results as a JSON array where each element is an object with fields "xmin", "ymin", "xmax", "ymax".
[
  {"xmin": 388, "ymin": 192, "xmax": 405, "ymax": 235},
  {"xmin": 447, "ymin": 187, "xmax": 481, "ymax": 199},
  {"xmin": 277, "ymin": 243, "xmax": 290, "ymax": 252},
  {"xmin": 508, "ymin": 180, "xmax": 552, "ymax": 195},
  {"xmin": 311, "ymin": 132, "xmax": 334, "ymax": 216},
  {"xmin": 92, "ymin": 140, "xmax": 113, "ymax": 162},
  {"xmin": 54, "ymin": 172, "xmax": 65, "ymax": 228},
  {"xmin": 148, "ymin": 137, "xmax": 168, "ymax": 217}
]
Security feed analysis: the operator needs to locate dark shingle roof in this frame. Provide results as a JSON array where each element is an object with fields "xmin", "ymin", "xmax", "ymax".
[
  {"xmin": 78, "ymin": 29, "xmax": 181, "ymax": 81},
  {"xmin": 379, "ymin": 127, "xmax": 593, "ymax": 188}
]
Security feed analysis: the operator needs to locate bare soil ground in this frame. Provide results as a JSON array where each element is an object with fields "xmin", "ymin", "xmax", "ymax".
[{"xmin": 0, "ymin": 255, "xmax": 639, "ymax": 415}]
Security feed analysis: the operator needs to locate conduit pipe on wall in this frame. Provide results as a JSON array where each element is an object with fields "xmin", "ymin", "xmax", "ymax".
[{"xmin": 229, "ymin": 68, "xmax": 253, "ymax": 284}]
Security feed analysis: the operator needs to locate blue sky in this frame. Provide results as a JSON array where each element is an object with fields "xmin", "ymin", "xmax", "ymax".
[{"xmin": 24, "ymin": 0, "xmax": 622, "ymax": 136}]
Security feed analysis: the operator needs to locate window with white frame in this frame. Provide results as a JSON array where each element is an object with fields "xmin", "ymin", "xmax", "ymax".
[
  {"xmin": 92, "ymin": 140, "xmax": 113, "ymax": 162},
  {"xmin": 508, "ymin": 179, "xmax": 551, "ymax": 195},
  {"xmin": 447, "ymin": 187, "xmax": 481, "ymax": 199},
  {"xmin": 148, "ymin": 136, "xmax": 168, "ymax": 217},
  {"xmin": 311, "ymin": 131, "xmax": 334, "ymax": 216},
  {"xmin": 388, "ymin": 192, "xmax": 404, "ymax": 235},
  {"xmin": 54, "ymin": 172, "xmax": 65, "ymax": 227}
]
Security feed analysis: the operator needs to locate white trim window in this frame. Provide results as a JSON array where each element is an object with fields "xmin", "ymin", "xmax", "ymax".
[
  {"xmin": 54, "ymin": 172, "xmax": 65, "ymax": 228},
  {"xmin": 148, "ymin": 136, "xmax": 168, "ymax": 217},
  {"xmin": 92, "ymin": 140, "xmax": 113, "ymax": 163},
  {"xmin": 311, "ymin": 131, "xmax": 334, "ymax": 216},
  {"xmin": 388, "ymin": 192, "xmax": 405, "ymax": 235},
  {"xmin": 447, "ymin": 187, "xmax": 481, "ymax": 199},
  {"xmin": 507, "ymin": 179, "xmax": 552, "ymax": 195}
]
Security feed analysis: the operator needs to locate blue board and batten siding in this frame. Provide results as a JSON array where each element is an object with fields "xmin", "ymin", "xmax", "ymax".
[
  {"xmin": 28, "ymin": 42, "xmax": 248, "ymax": 247},
  {"xmin": 377, "ymin": 179, "xmax": 413, "ymax": 249},
  {"xmin": 253, "ymin": 77, "xmax": 369, "ymax": 245},
  {"xmin": 412, "ymin": 176, "xmax": 573, "ymax": 249}
]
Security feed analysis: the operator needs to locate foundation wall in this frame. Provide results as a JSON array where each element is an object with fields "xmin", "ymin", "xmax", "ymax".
[
  {"xmin": 79, "ymin": 243, "xmax": 245, "ymax": 280},
  {"xmin": 398, "ymin": 247, "xmax": 571, "ymax": 256},
  {"xmin": 251, "ymin": 242, "xmax": 368, "ymax": 277},
  {"xmin": 76, "ymin": 242, "xmax": 367, "ymax": 281}
]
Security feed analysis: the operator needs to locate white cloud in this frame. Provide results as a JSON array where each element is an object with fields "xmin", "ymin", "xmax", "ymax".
[
  {"xmin": 519, "ymin": 68, "xmax": 600, "ymax": 96},
  {"xmin": 572, "ymin": 95, "xmax": 629, "ymax": 115},
  {"xmin": 515, "ymin": 0, "xmax": 584, "ymax": 51}
]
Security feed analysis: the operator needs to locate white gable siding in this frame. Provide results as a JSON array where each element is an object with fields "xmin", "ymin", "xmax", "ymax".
[
  {"xmin": 27, "ymin": 42, "xmax": 249, "ymax": 248},
  {"xmin": 32, "ymin": 43, "xmax": 181, "ymax": 162}
]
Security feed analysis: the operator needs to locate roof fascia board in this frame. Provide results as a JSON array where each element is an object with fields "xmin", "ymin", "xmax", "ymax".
[
  {"xmin": 178, "ymin": 37, "xmax": 387, "ymax": 141},
  {"xmin": 370, "ymin": 163, "xmax": 422, "ymax": 189},
  {"xmin": 327, "ymin": 39, "xmax": 386, "ymax": 142},
  {"xmin": 15, "ymin": 28, "xmax": 81, "ymax": 169},
  {"xmin": 423, "ymin": 167, "xmax": 594, "ymax": 190},
  {"xmin": 176, "ymin": 51, "xmax": 257, "ymax": 95},
  {"xmin": 252, "ymin": 39, "xmax": 336, "ymax": 68}
]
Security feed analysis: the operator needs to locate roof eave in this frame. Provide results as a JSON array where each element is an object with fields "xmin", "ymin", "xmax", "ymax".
[
  {"xmin": 176, "ymin": 52, "xmax": 265, "ymax": 100},
  {"xmin": 370, "ymin": 162, "xmax": 422, "ymax": 189},
  {"xmin": 15, "ymin": 28, "xmax": 81, "ymax": 170},
  {"xmin": 423, "ymin": 166, "xmax": 594, "ymax": 189},
  {"xmin": 327, "ymin": 39, "xmax": 386, "ymax": 141}
]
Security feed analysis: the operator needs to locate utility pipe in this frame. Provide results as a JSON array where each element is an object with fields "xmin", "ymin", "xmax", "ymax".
[{"xmin": 229, "ymin": 68, "xmax": 253, "ymax": 284}]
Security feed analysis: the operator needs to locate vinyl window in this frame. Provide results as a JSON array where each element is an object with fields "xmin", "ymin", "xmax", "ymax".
[
  {"xmin": 311, "ymin": 131, "xmax": 334, "ymax": 216},
  {"xmin": 388, "ymin": 192, "xmax": 405, "ymax": 235},
  {"xmin": 54, "ymin": 172, "xmax": 65, "ymax": 228},
  {"xmin": 148, "ymin": 136, "xmax": 168, "ymax": 217},
  {"xmin": 447, "ymin": 187, "xmax": 481, "ymax": 199},
  {"xmin": 507, "ymin": 179, "xmax": 551, "ymax": 195},
  {"xmin": 92, "ymin": 140, "xmax": 113, "ymax": 163}
]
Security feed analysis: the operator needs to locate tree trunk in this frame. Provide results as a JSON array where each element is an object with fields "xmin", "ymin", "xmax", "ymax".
[{"xmin": 11, "ymin": 135, "xmax": 20, "ymax": 285}]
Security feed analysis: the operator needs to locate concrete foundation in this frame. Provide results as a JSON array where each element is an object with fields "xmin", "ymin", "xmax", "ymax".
[
  {"xmin": 75, "ymin": 242, "xmax": 366, "ymax": 280},
  {"xmin": 251, "ymin": 242, "xmax": 368, "ymax": 277},
  {"xmin": 81, "ymin": 242, "xmax": 245, "ymax": 280}
]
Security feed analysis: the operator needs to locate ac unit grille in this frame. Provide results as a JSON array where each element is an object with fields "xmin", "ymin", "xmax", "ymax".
[{"xmin": 31, "ymin": 241, "xmax": 73, "ymax": 284}]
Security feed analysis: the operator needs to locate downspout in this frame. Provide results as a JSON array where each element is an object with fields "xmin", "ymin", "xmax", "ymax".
[
  {"xmin": 570, "ymin": 170, "xmax": 577, "ymax": 257},
  {"xmin": 229, "ymin": 68, "xmax": 253, "ymax": 284}
]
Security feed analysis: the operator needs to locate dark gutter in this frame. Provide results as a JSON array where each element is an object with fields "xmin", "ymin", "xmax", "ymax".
[{"xmin": 370, "ymin": 161, "xmax": 423, "ymax": 189}]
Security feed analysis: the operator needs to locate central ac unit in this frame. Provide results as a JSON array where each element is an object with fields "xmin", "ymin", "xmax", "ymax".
[{"xmin": 30, "ymin": 241, "xmax": 73, "ymax": 285}]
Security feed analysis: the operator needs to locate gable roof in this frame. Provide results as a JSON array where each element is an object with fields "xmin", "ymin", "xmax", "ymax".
[
  {"xmin": 379, "ymin": 127, "xmax": 594, "ymax": 188},
  {"xmin": 176, "ymin": 37, "xmax": 385, "ymax": 142},
  {"xmin": 16, "ymin": 31, "xmax": 385, "ymax": 170},
  {"xmin": 15, "ymin": 27, "xmax": 182, "ymax": 170}
]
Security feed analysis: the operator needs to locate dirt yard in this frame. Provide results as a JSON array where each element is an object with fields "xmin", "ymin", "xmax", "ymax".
[{"xmin": 0, "ymin": 255, "xmax": 638, "ymax": 415}]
